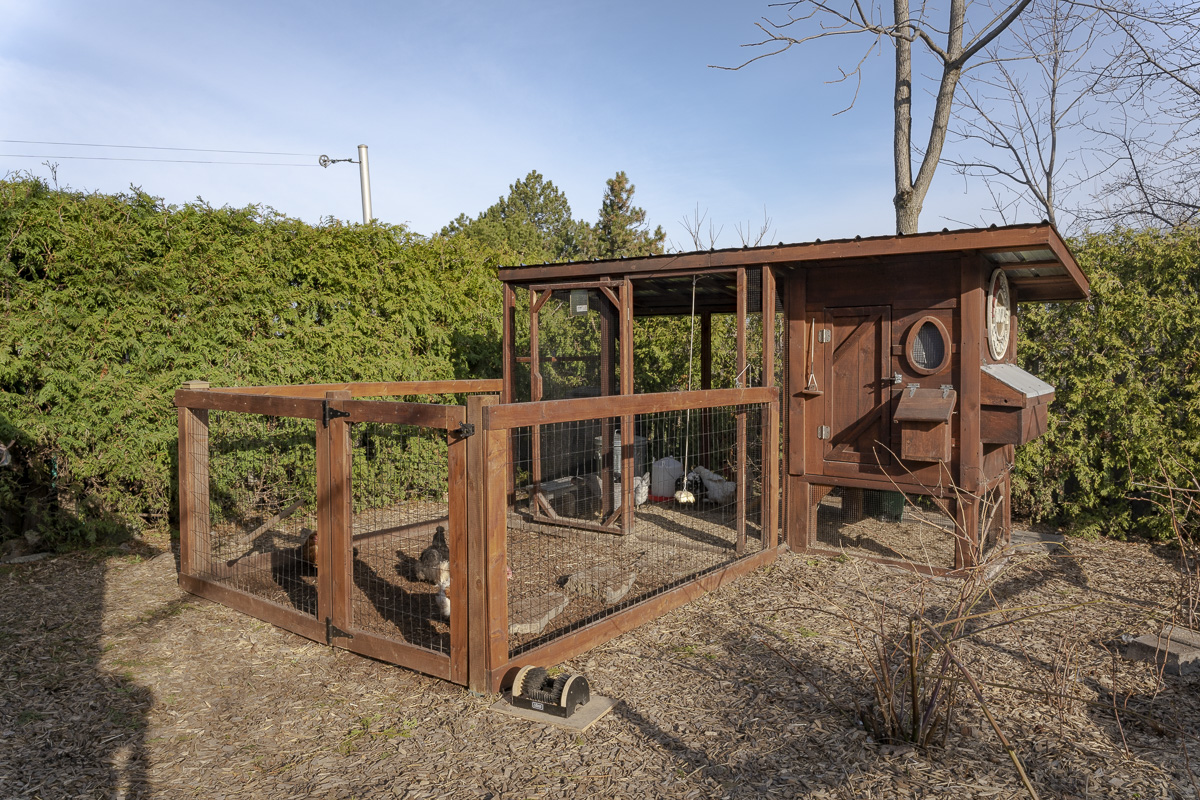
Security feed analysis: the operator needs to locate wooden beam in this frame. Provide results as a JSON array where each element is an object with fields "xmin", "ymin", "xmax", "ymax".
[
  {"xmin": 206, "ymin": 380, "xmax": 502, "ymax": 398},
  {"xmin": 174, "ymin": 389, "xmax": 325, "ymax": 419},
  {"xmin": 762, "ymin": 268, "xmax": 777, "ymax": 548},
  {"xmin": 484, "ymin": 387, "xmax": 780, "ymax": 430},
  {"xmin": 958, "ymin": 254, "xmax": 985, "ymax": 569}
]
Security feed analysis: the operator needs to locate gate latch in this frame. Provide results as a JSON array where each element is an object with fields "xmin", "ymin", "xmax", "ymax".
[
  {"xmin": 457, "ymin": 421, "xmax": 476, "ymax": 438},
  {"xmin": 322, "ymin": 400, "xmax": 351, "ymax": 428},
  {"xmin": 325, "ymin": 617, "xmax": 354, "ymax": 644}
]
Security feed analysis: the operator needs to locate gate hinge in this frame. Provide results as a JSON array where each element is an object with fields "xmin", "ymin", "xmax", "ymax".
[
  {"xmin": 817, "ymin": 425, "xmax": 831, "ymax": 440},
  {"xmin": 457, "ymin": 421, "xmax": 476, "ymax": 438},
  {"xmin": 325, "ymin": 617, "xmax": 354, "ymax": 644},
  {"xmin": 817, "ymin": 328, "xmax": 831, "ymax": 344},
  {"xmin": 322, "ymin": 400, "xmax": 351, "ymax": 428}
]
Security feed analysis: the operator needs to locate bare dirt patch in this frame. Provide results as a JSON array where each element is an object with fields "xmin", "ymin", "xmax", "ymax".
[{"xmin": 1, "ymin": 534, "xmax": 1197, "ymax": 799}]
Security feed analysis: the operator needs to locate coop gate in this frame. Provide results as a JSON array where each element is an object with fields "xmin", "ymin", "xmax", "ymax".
[{"xmin": 176, "ymin": 382, "xmax": 490, "ymax": 684}]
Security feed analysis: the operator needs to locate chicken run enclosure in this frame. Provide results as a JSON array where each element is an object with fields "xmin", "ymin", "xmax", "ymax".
[{"xmin": 175, "ymin": 224, "xmax": 1088, "ymax": 691}]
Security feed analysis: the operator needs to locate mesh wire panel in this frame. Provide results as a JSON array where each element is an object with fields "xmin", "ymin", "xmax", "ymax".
[
  {"xmin": 811, "ymin": 485, "xmax": 959, "ymax": 571},
  {"xmin": 348, "ymin": 420, "xmax": 451, "ymax": 656},
  {"xmin": 505, "ymin": 404, "xmax": 768, "ymax": 655},
  {"xmin": 201, "ymin": 411, "xmax": 320, "ymax": 616}
]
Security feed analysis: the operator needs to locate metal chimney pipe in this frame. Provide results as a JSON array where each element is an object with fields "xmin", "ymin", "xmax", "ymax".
[{"xmin": 357, "ymin": 144, "xmax": 373, "ymax": 223}]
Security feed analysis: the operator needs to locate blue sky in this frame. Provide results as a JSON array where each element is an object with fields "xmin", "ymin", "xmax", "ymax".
[{"xmin": 0, "ymin": 0, "xmax": 1012, "ymax": 246}]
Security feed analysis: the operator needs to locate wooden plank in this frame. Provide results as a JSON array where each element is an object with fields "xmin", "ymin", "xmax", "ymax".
[
  {"xmin": 179, "ymin": 574, "xmax": 326, "ymax": 642},
  {"xmin": 484, "ymin": 387, "xmax": 779, "ymax": 430},
  {"xmin": 487, "ymin": 546, "xmax": 780, "ymax": 692},
  {"xmin": 343, "ymin": 629, "xmax": 452, "ymax": 681},
  {"xmin": 483, "ymin": 422, "xmax": 511, "ymax": 678},
  {"xmin": 338, "ymin": 399, "xmax": 463, "ymax": 430},
  {"xmin": 208, "ymin": 380, "xmax": 502, "ymax": 398},
  {"xmin": 466, "ymin": 395, "xmax": 497, "ymax": 693},
  {"xmin": 174, "ymin": 389, "xmax": 326, "ymax": 419},
  {"xmin": 447, "ymin": 417, "xmax": 469, "ymax": 685},
  {"xmin": 177, "ymin": 390, "xmax": 210, "ymax": 578}
]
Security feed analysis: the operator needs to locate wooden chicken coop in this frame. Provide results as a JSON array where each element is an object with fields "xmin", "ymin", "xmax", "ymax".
[
  {"xmin": 174, "ymin": 222, "xmax": 1087, "ymax": 695},
  {"xmin": 496, "ymin": 222, "xmax": 1088, "ymax": 574}
]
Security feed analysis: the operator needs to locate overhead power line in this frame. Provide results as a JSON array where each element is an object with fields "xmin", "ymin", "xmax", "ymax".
[
  {"xmin": 1, "ymin": 153, "xmax": 317, "ymax": 167},
  {"xmin": 1, "ymin": 138, "xmax": 321, "ymax": 157}
]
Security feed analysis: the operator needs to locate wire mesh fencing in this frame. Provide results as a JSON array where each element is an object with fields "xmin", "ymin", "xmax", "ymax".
[
  {"xmin": 504, "ymin": 402, "xmax": 769, "ymax": 655},
  {"xmin": 198, "ymin": 410, "xmax": 321, "ymax": 616},
  {"xmin": 347, "ymin": 420, "xmax": 453, "ymax": 656}
]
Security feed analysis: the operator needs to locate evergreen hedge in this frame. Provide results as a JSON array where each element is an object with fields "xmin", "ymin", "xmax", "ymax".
[
  {"xmin": 1015, "ymin": 226, "xmax": 1200, "ymax": 538},
  {"xmin": 0, "ymin": 178, "xmax": 502, "ymax": 546}
]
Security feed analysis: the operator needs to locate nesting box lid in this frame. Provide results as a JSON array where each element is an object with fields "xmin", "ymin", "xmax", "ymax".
[
  {"xmin": 981, "ymin": 363, "xmax": 1054, "ymax": 406},
  {"xmin": 894, "ymin": 386, "xmax": 957, "ymax": 423}
]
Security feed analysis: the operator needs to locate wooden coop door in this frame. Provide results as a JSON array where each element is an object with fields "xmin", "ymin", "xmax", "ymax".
[{"xmin": 822, "ymin": 306, "xmax": 893, "ymax": 469}]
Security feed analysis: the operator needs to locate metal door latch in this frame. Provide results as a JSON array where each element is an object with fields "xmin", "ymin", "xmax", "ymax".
[{"xmin": 457, "ymin": 421, "xmax": 476, "ymax": 437}]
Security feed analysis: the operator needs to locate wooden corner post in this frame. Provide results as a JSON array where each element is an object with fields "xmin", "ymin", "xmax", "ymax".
[{"xmin": 177, "ymin": 380, "xmax": 210, "ymax": 579}]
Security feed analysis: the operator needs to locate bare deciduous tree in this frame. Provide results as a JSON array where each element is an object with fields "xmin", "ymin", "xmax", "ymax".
[{"xmin": 716, "ymin": 0, "xmax": 1036, "ymax": 234}]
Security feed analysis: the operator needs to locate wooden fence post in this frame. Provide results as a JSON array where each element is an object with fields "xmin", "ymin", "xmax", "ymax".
[
  {"xmin": 324, "ymin": 391, "xmax": 353, "ymax": 638},
  {"xmin": 482, "ymin": 406, "xmax": 511, "ymax": 692},
  {"xmin": 177, "ymin": 380, "xmax": 210, "ymax": 579},
  {"xmin": 466, "ymin": 395, "xmax": 497, "ymax": 692}
]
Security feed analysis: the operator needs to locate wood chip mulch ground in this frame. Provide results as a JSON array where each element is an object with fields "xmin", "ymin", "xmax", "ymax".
[{"xmin": 1, "ymin": 532, "xmax": 1197, "ymax": 799}]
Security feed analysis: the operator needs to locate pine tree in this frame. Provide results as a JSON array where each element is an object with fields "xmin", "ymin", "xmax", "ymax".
[
  {"xmin": 442, "ymin": 171, "xmax": 590, "ymax": 264},
  {"xmin": 594, "ymin": 171, "xmax": 666, "ymax": 259}
]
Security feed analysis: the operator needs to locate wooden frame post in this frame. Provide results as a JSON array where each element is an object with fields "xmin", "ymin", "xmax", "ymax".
[
  {"xmin": 447, "ymin": 405, "xmax": 470, "ymax": 685},
  {"xmin": 324, "ymin": 391, "xmax": 353, "ymax": 638},
  {"xmin": 958, "ymin": 255, "xmax": 985, "ymax": 570},
  {"xmin": 735, "ymin": 268, "xmax": 747, "ymax": 555},
  {"xmin": 700, "ymin": 311, "xmax": 712, "ymax": 467},
  {"xmin": 785, "ymin": 271, "xmax": 810, "ymax": 551},
  {"xmin": 177, "ymin": 380, "xmax": 210, "ymax": 578},
  {"xmin": 761, "ymin": 268, "xmax": 778, "ymax": 548},
  {"xmin": 466, "ymin": 394, "xmax": 498, "ymax": 692},
  {"xmin": 620, "ymin": 278, "xmax": 635, "ymax": 534},
  {"xmin": 482, "ymin": 409, "xmax": 511, "ymax": 691}
]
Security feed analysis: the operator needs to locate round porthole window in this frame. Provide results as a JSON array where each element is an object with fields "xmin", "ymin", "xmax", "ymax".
[{"xmin": 906, "ymin": 317, "xmax": 951, "ymax": 375}]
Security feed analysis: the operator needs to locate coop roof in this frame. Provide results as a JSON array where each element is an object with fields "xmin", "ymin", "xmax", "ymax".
[{"xmin": 497, "ymin": 222, "xmax": 1088, "ymax": 312}]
